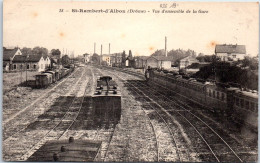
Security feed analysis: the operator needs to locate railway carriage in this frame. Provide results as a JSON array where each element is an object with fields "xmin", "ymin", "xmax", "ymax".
[
  {"xmin": 147, "ymin": 68, "xmax": 258, "ymax": 131},
  {"xmin": 231, "ymin": 89, "xmax": 258, "ymax": 131}
]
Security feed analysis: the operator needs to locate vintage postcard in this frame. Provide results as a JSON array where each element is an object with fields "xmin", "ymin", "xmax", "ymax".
[{"xmin": 2, "ymin": 0, "xmax": 258, "ymax": 162}]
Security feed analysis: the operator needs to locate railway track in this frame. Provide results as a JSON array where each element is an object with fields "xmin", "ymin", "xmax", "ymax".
[
  {"xmin": 101, "ymin": 67, "xmax": 246, "ymax": 162},
  {"xmin": 93, "ymin": 68, "xmax": 119, "ymax": 162},
  {"xmin": 101, "ymin": 68, "xmax": 194, "ymax": 162},
  {"xmin": 20, "ymin": 68, "xmax": 93, "ymax": 161},
  {"xmin": 109, "ymin": 67, "xmax": 257, "ymax": 142},
  {"xmin": 3, "ymin": 67, "xmax": 80, "ymax": 125},
  {"xmin": 3, "ymin": 67, "xmax": 93, "ymax": 161},
  {"xmin": 3, "ymin": 67, "xmax": 86, "ymax": 141},
  {"xmin": 132, "ymin": 80, "xmax": 257, "ymax": 160}
]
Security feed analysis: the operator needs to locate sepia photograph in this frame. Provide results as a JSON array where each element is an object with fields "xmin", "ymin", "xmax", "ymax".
[{"xmin": 2, "ymin": 0, "xmax": 259, "ymax": 162}]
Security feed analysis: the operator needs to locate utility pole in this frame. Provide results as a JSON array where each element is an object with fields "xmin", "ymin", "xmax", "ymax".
[{"xmin": 165, "ymin": 36, "xmax": 167, "ymax": 57}]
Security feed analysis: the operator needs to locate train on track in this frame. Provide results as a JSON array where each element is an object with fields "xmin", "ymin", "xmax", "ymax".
[
  {"xmin": 146, "ymin": 68, "xmax": 258, "ymax": 132},
  {"xmin": 27, "ymin": 65, "xmax": 75, "ymax": 88},
  {"xmin": 92, "ymin": 76, "xmax": 122, "ymax": 125}
]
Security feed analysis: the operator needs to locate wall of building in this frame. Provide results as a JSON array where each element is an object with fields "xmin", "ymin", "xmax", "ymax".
[
  {"xmin": 146, "ymin": 57, "xmax": 158, "ymax": 68},
  {"xmin": 161, "ymin": 61, "xmax": 171, "ymax": 69}
]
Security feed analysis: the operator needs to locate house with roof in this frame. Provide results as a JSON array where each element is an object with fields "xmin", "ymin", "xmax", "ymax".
[
  {"xmin": 3, "ymin": 47, "xmax": 22, "ymax": 71},
  {"xmin": 145, "ymin": 56, "xmax": 172, "ymax": 69},
  {"xmin": 11, "ymin": 54, "xmax": 51, "ymax": 72},
  {"xmin": 179, "ymin": 56, "xmax": 199, "ymax": 69},
  {"xmin": 101, "ymin": 54, "xmax": 111, "ymax": 66},
  {"xmin": 215, "ymin": 44, "xmax": 246, "ymax": 61},
  {"xmin": 83, "ymin": 53, "xmax": 90, "ymax": 63},
  {"xmin": 134, "ymin": 56, "xmax": 149, "ymax": 69},
  {"xmin": 110, "ymin": 53, "xmax": 123, "ymax": 67}
]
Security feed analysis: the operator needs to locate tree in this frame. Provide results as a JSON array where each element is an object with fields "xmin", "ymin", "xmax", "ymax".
[
  {"xmin": 122, "ymin": 51, "xmax": 126, "ymax": 67},
  {"xmin": 91, "ymin": 53, "xmax": 100, "ymax": 64},
  {"xmin": 196, "ymin": 55, "xmax": 214, "ymax": 62},
  {"xmin": 128, "ymin": 50, "xmax": 133, "ymax": 59},
  {"xmin": 51, "ymin": 49, "xmax": 61, "ymax": 58},
  {"xmin": 151, "ymin": 49, "xmax": 165, "ymax": 56},
  {"xmin": 21, "ymin": 47, "xmax": 32, "ymax": 55},
  {"xmin": 61, "ymin": 55, "xmax": 70, "ymax": 66},
  {"xmin": 32, "ymin": 46, "xmax": 48, "ymax": 55}
]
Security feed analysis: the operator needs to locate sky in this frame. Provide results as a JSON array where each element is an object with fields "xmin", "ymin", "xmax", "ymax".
[{"xmin": 3, "ymin": 1, "xmax": 259, "ymax": 57}]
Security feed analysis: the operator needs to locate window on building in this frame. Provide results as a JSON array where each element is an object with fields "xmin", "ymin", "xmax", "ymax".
[
  {"xmin": 235, "ymin": 97, "xmax": 239, "ymax": 106},
  {"xmin": 250, "ymin": 102, "xmax": 255, "ymax": 111},
  {"xmin": 34, "ymin": 64, "xmax": 36, "ymax": 69},
  {"xmin": 240, "ymin": 99, "xmax": 244, "ymax": 108},
  {"xmin": 27, "ymin": 64, "xmax": 30, "ymax": 69},
  {"xmin": 221, "ymin": 93, "xmax": 225, "ymax": 101},
  {"xmin": 245, "ymin": 101, "xmax": 249, "ymax": 110},
  {"xmin": 13, "ymin": 64, "xmax": 16, "ymax": 69},
  {"xmin": 209, "ymin": 90, "xmax": 212, "ymax": 97}
]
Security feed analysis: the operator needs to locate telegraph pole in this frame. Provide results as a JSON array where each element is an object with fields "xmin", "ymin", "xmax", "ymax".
[{"xmin": 165, "ymin": 36, "xmax": 167, "ymax": 57}]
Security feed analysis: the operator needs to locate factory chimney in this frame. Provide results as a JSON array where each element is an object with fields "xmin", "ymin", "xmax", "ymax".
[
  {"xmin": 94, "ymin": 43, "xmax": 96, "ymax": 54},
  {"xmin": 100, "ymin": 44, "xmax": 103, "ymax": 65},
  {"xmin": 109, "ymin": 43, "xmax": 110, "ymax": 55},
  {"xmin": 165, "ymin": 36, "xmax": 167, "ymax": 57}
]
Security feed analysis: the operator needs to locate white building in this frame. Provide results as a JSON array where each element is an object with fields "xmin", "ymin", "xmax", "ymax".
[
  {"xmin": 83, "ymin": 53, "xmax": 90, "ymax": 63},
  {"xmin": 179, "ymin": 56, "xmax": 199, "ymax": 69},
  {"xmin": 145, "ymin": 56, "xmax": 172, "ymax": 69},
  {"xmin": 215, "ymin": 44, "xmax": 246, "ymax": 61}
]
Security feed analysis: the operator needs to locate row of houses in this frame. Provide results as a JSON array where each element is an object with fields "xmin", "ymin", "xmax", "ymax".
[
  {"xmin": 82, "ymin": 44, "xmax": 247, "ymax": 70},
  {"xmin": 3, "ymin": 48, "xmax": 52, "ymax": 72}
]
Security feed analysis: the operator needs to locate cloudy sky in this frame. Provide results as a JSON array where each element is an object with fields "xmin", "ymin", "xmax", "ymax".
[{"xmin": 3, "ymin": 1, "xmax": 259, "ymax": 56}]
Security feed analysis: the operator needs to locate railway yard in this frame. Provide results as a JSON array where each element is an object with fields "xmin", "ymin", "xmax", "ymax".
[{"xmin": 2, "ymin": 65, "xmax": 258, "ymax": 162}]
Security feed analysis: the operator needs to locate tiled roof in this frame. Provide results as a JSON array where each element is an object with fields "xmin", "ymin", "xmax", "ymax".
[
  {"xmin": 154, "ymin": 56, "xmax": 171, "ymax": 61},
  {"xmin": 180, "ymin": 56, "xmax": 199, "ymax": 62},
  {"xmin": 12, "ymin": 55, "xmax": 27, "ymax": 63},
  {"xmin": 146, "ymin": 56, "xmax": 171, "ymax": 61},
  {"xmin": 215, "ymin": 44, "xmax": 246, "ymax": 54},
  {"xmin": 3, "ymin": 48, "xmax": 19, "ymax": 61},
  {"xmin": 27, "ymin": 54, "xmax": 43, "ymax": 62}
]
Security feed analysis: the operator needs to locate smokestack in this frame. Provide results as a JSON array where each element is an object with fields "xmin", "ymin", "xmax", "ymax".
[
  {"xmin": 100, "ymin": 44, "xmax": 103, "ymax": 65},
  {"xmin": 165, "ymin": 36, "xmax": 167, "ymax": 57},
  {"xmin": 109, "ymin": 43, "xmax": 110, "ymax": 55},
  {"xmin": 94, "ymin": 43, "xmax": 96, "ymax": 54}
]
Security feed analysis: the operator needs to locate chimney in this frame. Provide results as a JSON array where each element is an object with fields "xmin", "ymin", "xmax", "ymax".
[
  {"xmin": 100, "ymin": 44, "xmax": 102, "ymax": 65},
  {"xmin": 165, "ymin": 36, "xmax": 167, "ymax": 57},
  {"xmin": 94, "ymin": 42, "xmax": 96, "ymax": 54},
  {"xmin": 109, "ymin": 43, "xmax": 110, "ymax": 55}
]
